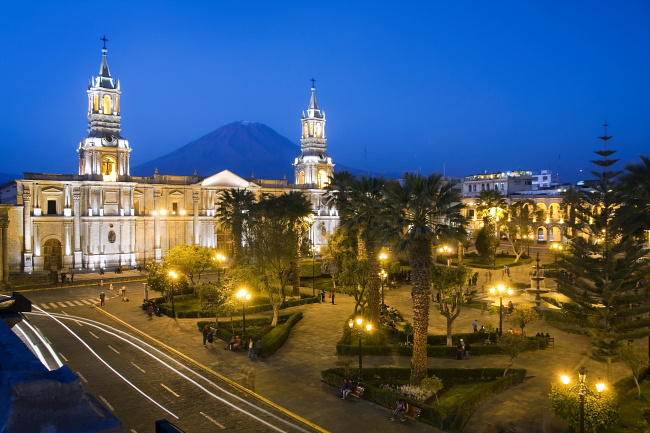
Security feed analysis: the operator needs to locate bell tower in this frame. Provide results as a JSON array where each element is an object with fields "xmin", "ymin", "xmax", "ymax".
[
  {"xmin": 294, "ymin": 81, "xmax": 334, "ymax": 187},
  {"xmin": 78, "ymin": 37, "xmax": 131, "ymax": 181}
]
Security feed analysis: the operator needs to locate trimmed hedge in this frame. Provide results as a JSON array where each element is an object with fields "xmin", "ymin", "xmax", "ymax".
[
  {"xmin": 322, "ymin": 367, "xmax": 526, "ymax": 432},
  {"xmin": 197, "ymin": 312, "xmax": 303, "ymax": 357}
]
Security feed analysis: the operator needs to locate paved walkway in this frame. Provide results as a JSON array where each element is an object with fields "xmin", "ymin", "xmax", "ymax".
[{"xmin": 16, "ymin": 258, "xmax": 632, "ymax": 433}]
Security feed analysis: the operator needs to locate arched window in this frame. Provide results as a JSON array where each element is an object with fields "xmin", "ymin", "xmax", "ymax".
[
  {"xmin": 317, "ymin": 170, "xmax": 328, "ymax": 188},
  {"xmin": 115, "ymin": 96, "xmax": 119, "ymax": 113},
  {"xmin": 101, "ymin": 156, "xmax": 117, "ymax": 181},
  {"xmin": 93, "ymin": 95, "xmax": 99, "ymax": 111},
  {"xmin": 315, "ymin": 123, "xmax": 322, "ymax": 138},
  {"xmin": 302, "ymin": 123, "xmax": 308, "ymax": 138},
  {"xmin": 298, "ymin": 171, "xmax": 305, "ymax": 185},
  {"xmin": 103, "ymin": 95, "xmax": 111, "ymax": 114}
]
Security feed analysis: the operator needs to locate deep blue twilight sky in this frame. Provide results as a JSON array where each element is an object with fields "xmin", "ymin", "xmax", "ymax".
[{"xmin": 1, "ymin": 1, "xmax": 649, "ymax": 182}]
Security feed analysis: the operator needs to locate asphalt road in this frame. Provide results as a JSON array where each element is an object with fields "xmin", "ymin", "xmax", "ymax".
[{"xmin": 16, "ymin": 285, "xmax": 320, "ymax": 433}]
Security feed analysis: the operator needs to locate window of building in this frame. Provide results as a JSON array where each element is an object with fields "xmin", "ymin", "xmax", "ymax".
[
  {"xmin": 93, "ymin": 95, "xmax": 99, "ymax": 111},
  {"xmin": 103, "ymin": 95, "xmax": 111, "ymax": 114},
  {"xmin": 115, "ymin": 96, "xmax": 119, "ymax": 113},
  {"xmin": 101, "ymin": 156, "xmax": 117, "ymax": 181},
  {"xmin": 500, "ymin": 183, "xmax": 505, "ymax": 190},
  {"xmin": 468, "ymin": 209, "xmax": 475, "ymax": 219},
  {"xmin": 472, "ymin": 185, "xmax": 476, "ymax": 192},
  {"xmin": 47, "ymin": 200, "xmax": 57, "ymax": 215},
  {"xmin": 172, "ymin": 202, "xmax": 178, "ymax": 215},
  {"xmin": 298, "ymin": 171, "xmax": 305, "ymax": 184},
  {"xmin": 317, "ymin": 170, "xmax": 329, "ymax": 188}
]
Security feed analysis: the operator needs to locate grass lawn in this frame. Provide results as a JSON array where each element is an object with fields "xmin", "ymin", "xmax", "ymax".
[
  {"xmin": 607, "ymin": 380, "xmax": 650, "ymax": 433},
  {"xmin": 434, "ymin": 381, "xmax": 492, "ymax": 411}
]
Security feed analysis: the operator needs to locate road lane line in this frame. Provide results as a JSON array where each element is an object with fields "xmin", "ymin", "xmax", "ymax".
[
  {"xmin": 108, "ymin": 345, "xmax": 120, "ymax": 354},
  {"xmin": 131, "ymin": 362, "xmax": 146, "ymax": 373},
  {"xmin": 161, "ymin": 383, "xmax": 180, "ymax": 397},
  {"xmin": 74, "ymin": 320, "xmax": 83, "ymax": 326},
  {"xmin": 99, "ymin": 396, "xmax": 115, "ymax": 411},
  {"xmin": 58, "ymin": 352, "xmax": 68, "ymax": 362},
  {"xmin": 199, "ymin": 412, "xmax": 226, "ymax": 429},
  {"xmin": 77, "ymin": 372, "xmax": 88, "ymax": 383},
  {"xmin": 89, "ymin": 331, "xmax": 99, "ymax": 339}
]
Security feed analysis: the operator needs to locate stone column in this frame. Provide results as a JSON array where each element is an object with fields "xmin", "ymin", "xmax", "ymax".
[
  {"xmin": 22, "ymin": 187, "xmax": 33, "ymax": 272},
  {"xmin": 193, "ymin": 190, "xmax": 200, "ymax": 245},
  {"xmin": 0, "ymin": 205, "xmax": 11, "ymax": 285},
  {"xmin": 154, "ymin": 191, "xmax": 162, "ymax": 263},
  {"xmin": 73, "ymin": 189, "xmax": 82, "ymax": 268}
]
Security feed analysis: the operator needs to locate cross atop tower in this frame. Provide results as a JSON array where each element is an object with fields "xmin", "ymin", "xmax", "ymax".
[
  {"xmin": 100, "ymin": 35, "xmax": 109, "ymax": 50},
  {"xmin": 310, "ymin": 77, "xmax": 316, "ymax": 89}
]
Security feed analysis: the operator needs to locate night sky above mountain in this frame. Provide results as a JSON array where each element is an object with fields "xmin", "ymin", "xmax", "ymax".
[{"xmin": 1, "ymin": 1, "xmax": 649, "ymax": 183}]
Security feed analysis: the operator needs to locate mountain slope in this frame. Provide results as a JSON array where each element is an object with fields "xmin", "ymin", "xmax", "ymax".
[{"xmin": 132, "ymin": 121, "xmax": 301, "ymax": 179}]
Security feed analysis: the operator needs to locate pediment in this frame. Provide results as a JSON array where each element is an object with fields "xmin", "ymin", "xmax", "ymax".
[
  {"xmin": 41, "ymin": 187, "xmax": 63, "ymax": 194},
  {"xmin": 201, "ymin": 170, "xmax": 256, "ymax": 189}
]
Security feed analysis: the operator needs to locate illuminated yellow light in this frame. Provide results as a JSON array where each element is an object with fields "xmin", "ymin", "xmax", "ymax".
[
  {"xmin": 596, "ymin": 382, "xmax": 606, "ymax": 393},
  {"xmin": 160, "ymin": 209, "xmax": 167, "ymax": 216},
  {"xmin": 179, "ymin": 209, "xmax": 186, "ymax": 215},
  {"xmin": 561, "ymin": 375, "xmax": 570, "ymax": 385}
]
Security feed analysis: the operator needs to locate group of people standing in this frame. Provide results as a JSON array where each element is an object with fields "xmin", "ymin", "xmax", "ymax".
[{"xmin": 456, "ymin": 338, "xmax": 471, "ymax": 360}]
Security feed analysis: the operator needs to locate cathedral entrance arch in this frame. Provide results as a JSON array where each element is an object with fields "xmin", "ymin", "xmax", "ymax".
[{"xmin": 43, "ymin": 238, "xmax": 62, "ymax": 271}]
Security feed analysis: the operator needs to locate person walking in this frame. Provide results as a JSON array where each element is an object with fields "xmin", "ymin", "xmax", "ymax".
[
  {"xmin": 248, "ymin": 338, "xmax": 255, "ymax": 359},
  {"xmin": 254, "ymin": 339, "xmax": 262, "ymax": 359},
  {"xmin": 472, "ymin": 319, "xmax": 478, "ymax": 332},
  {"xmin": 99, "ymin": 292, "xmax": 105, "ymax": 306},
  {"xmin": 120, "ymin": 285, "xmax": 126, "ymax": 297},
  {"xmin": 202, "ymin": 325, "xmax": 210, "ymax": 347},
  {"xmin": 464, "ymin": 341, "xmax": 471, "ymax": 359},
  {"xmin": 456, "ymin": 340, "xmax": 463, "ymax": 360},
  {"xmin": 331, "ymin": 292, "xmax": 335, "ymax": 305},
  {"xmin": 148, "ymin": 303, "xmax": 154, "ymax": 319}
]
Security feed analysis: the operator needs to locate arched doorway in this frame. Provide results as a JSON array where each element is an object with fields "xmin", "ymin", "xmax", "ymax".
[{"xmin": 43, "ymin": 238, "xmax": 62, "ymax": 271}]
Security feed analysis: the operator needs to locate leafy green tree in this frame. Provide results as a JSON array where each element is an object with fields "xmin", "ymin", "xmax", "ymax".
[
  {"xmin": 507, "ymin": 305, "xmax": 540, "ymax": 336},
  {"xmin": 503, "ymin": 200, "xmax": 539, "ymax": 262},
  {"xmin": 617, "ymin": 343, "xmax": 649, "ymax": 398},
  {"xmin": 420, "ymin": 375, "xmax": 443, "ymax": 405},
  {"xmin": 549, "ymin": 381, "xmax": 618, "ymax": 432},
  {"xmin": 475, "ymin": 225, "xmax": 499, "ymax": 264},
  {"xmin": 163, "ymin": 244, "xmax": 215, "ymax": 288},
  {"xmin": 273, "ymin": 191, "xmax": 313, "ymax": 297},
  {"xmin": 197, "ymin": 281, "xmax": 233, "ymax": 323},
  {"xmin": 216, "ymin": 188, "xmax": 255, "ymax": 266},
  {"xmin": 497, "ymin": 333, "xmax": 527, "ymax": 376},
  {"xmin": 402, "ymin": 322, "xmax": 414, "ymax": 344},
  {"xmin": 145, "ymin": 260, "xmax": 189, "ymax": 303},
  {"xmin": 246, "ymin": 194, "xmax": 297, "ymax": 326},
  {"xmin": 431, "ymin": 264, "xmax": 473, "ymax": 346},
  {"xmin": 383, "ymin": 172, "xmax": 466, "ymax": 385},
  {"xmin": 325, "ymin": 171, "xmax": 387, "ymax": 324}
]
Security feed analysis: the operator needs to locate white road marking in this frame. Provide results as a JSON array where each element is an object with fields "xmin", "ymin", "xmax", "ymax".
[
  {"xmin": 161, "ymin": 383, "xmax": 180, "ymax": 397},
  {"xmin": 65, "ymin": 301, "xmax": 76, "ymax": 307},
  {"xmin": 81, "ymin": 300, "xmax": 92, "ymax": 305},
  {"xmin": 57, "ymin": 302, "xmax": 67, "ymax": 308},
  {"xmin": 58, "ymin": 352, "xmax": 68, "ymax": 362},
  {"xmin": 77, "ymin": 372, "xmax": 88, "ymax": 383},
  {"xmin": 40, "ymin": 303, "xmax": 50, "ymax": 309},
  {"xmin": 74, "ymin": 301, "xmax": 84, "ymax": 306},
  {"xmin": 74, "ymin": 320, "xmax": 83, "ymax": 327},
  {"xmin": 131, "ymin": 362, "xmax": 146, "ymax": 373},
  {"xmin": 49, "ymin": 303, "xmax": 59, "ymax": 308},
  {"xmin": 130, "ymin": 430, "xmax": 137, "ymax": 433},
  {"xmin": 89, "ymin": 331, "xmax": 99, "ymax": 339},
  {"xmin": 99, "ymin": 395, "xmax": 115, "ymax": 411},
  {"xmin": 108, "ymin": 345, "xmax": 120, "ymax": 354},
  {"xmin": 199, "ymin": 412, "xmax": 226, "ymax": 429}
]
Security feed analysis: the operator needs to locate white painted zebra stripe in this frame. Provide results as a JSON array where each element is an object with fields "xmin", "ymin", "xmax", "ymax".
[
  {"xmin": 40, "ymin": 303, "xmax": 51, "ymax": 309},
  {"xmin": 49, "ymin": 303, "xmax": 59, "ymax": 309},
  {"xmin": 57, "ymin": 302, "xmax": 67, "ymax": 308},
  {"xmin": 81, "ymin": 300, "xmax": 92, "ymax": 305},
  {"xmin": 65, "ymin": 301, "xmax": 75, "ymax": 307},
  {"xmin": 73, "ymin": 301, "xmax": 84, "ymax": 306}
]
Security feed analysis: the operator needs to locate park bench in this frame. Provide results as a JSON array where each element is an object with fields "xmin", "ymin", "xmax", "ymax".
[
  {"xmin": 403, "ymin": 403, "xmax": 421, "ymax": 422},
  {"xmin": 347, "ymin": 385, "xmax": 365, "ymax": 399}
]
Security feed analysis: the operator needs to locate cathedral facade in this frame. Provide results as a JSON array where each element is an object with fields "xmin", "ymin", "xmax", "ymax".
[{"xmin": 0, "ymin": 44, "xmax": 338, "ymax": 280}]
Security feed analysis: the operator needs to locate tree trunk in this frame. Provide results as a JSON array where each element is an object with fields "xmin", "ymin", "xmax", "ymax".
[
  {"xmin": 409, "ymin": 239, "xmax": 432, "ymax": 385},
  {"xmin": 292, "ymin": 235, "xmax": 301, "ymax": 297},
  {"xmin": 366, "ymin": 238, "xmax": 381, "ymax": 324},
  {"xmin": 446, "ymin": 318, "xmax": 453, "ymax": 347}
]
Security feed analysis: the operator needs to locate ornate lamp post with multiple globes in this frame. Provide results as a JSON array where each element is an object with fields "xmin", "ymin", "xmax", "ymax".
[
  {"xmin": 213, "ymin": 253, "xmax": 226, "ymax": 283},
  {"xmin": 348, "ymin": 318, "xmax": 372, "ymax": 385},
  {"xmin": 489, "ymin": 284, "xmax": 512, "ymax": 336},
  {"xmin": 561, "ymin": 367, "xmax": 606, "ymax": 433},
  {"xmin": 236, "ymin": 288, "xmax": 251, "ymax": 338}
]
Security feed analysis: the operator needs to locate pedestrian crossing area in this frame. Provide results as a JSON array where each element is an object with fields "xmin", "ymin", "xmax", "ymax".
[{"xmin": 37, "ymin": 296, "xmax": 117, "ymax": 310}]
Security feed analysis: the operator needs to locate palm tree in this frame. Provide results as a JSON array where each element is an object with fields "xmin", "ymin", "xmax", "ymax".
[
  {"xmin": 325, "ymin": 171, "xmax": 386, "ymax": 323},
  {"xmin": 383, "ymin": 172, "xmax": 466, "ymax": 385},
  {"xmin": 476, "ymin": 189, "xmax": 508, "ymax": 237},
  {"xmin": 216, "ymin": 188, "xmax": 255, "ymax": 266},
  {"xmin": 274, "ymin": 191, "xmax": 313, "ymax": 297}
]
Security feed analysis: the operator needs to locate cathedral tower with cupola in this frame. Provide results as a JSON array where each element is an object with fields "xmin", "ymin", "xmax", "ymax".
[
  {"xmin": 78, "ymin": 38, "xmax": 131, "ymax": 181},
  {"xmin": 294, "ymin": 83, "xmax": 334, "ymax": 187}
]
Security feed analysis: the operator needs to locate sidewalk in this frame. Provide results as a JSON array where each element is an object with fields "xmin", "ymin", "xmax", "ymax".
[{"xmin": 90, "ymin": 260, "xmax": 627, "ymax": 433}]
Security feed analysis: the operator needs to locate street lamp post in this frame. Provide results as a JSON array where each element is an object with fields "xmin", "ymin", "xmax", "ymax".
[
  {"xmin": 168, "ymin": 271, "xmax": 178, "ymax": 318},
  {"xmin": 236, "ymin": 288, "xmax": 251, "ymax": 338},
  {"xmin": 214, "ymin": 253, "xmax": 226, "ymax": 283},
  {"xmin": 561, "ymin": 367, "xmax": 606, "ymax": 433},
  {"xmin": 348, "ymin": 318, "xmax": 372, "ymax": 385},
  {"xmin": 550, "ymin": 243, "xmax": 563, "ymax": 263},
  {"xmin": 489, "ymin": 284, "xmax": 512, "ymax": 336},
  {"xmin": 379, "ymin": 269, "xmax": 388, "ymax": 308}
]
